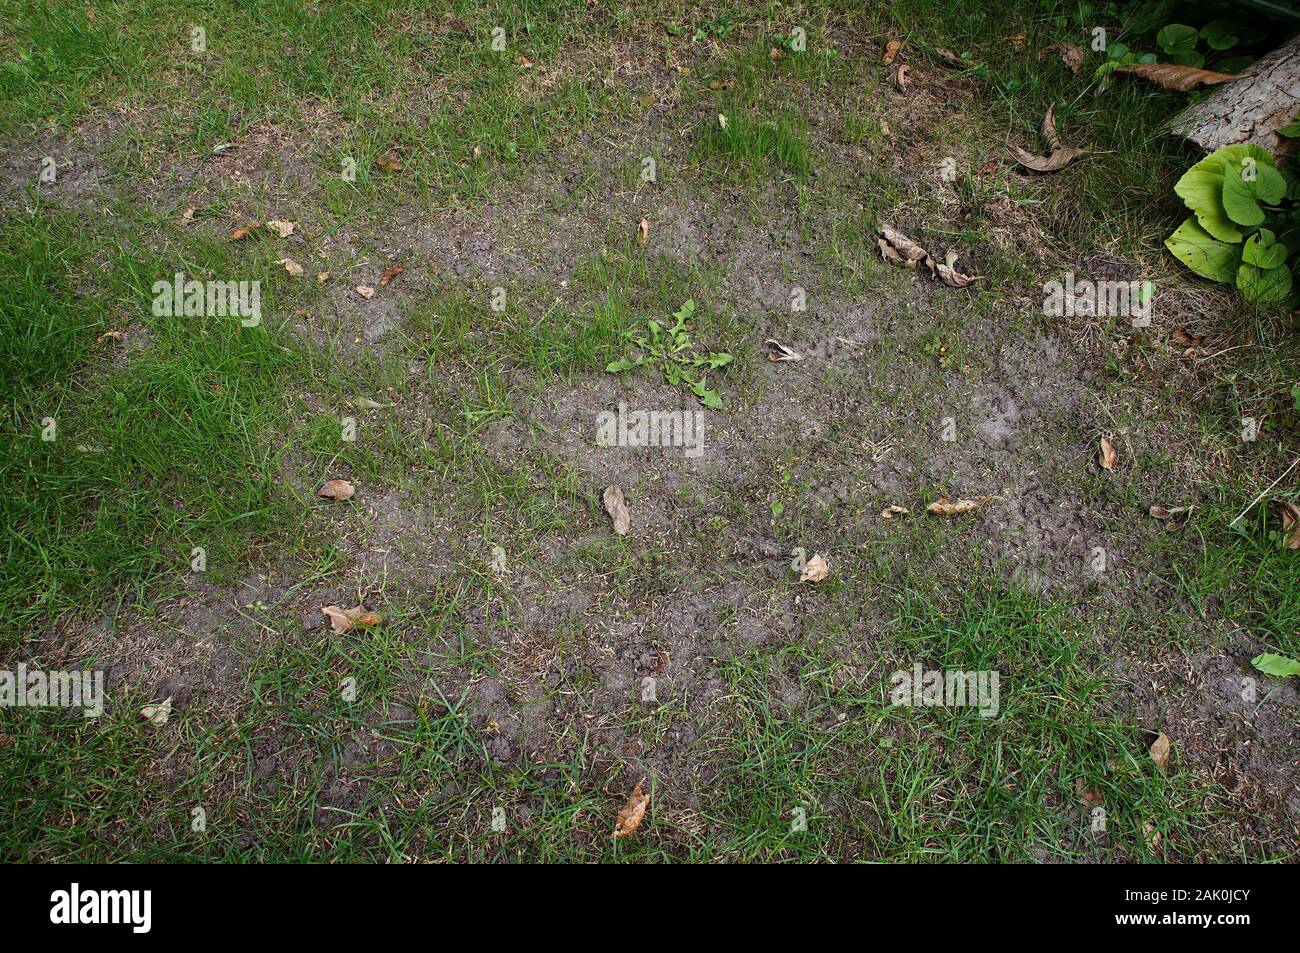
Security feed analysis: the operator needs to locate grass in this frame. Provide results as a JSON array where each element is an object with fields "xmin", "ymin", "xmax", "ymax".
[{"xmin": 1, "ymin": 0, "xmax": 1297, "ymax": 863}]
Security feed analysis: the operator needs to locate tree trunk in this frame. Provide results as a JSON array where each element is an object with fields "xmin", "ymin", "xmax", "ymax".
[{"xmin": 1165, "ymin": 33, "xmax": 1300, "ymax": 163}]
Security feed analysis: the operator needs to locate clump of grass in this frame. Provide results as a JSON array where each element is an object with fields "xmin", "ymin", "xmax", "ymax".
[{"xmin": 696, "ymin": 109, "xmax": 810, "ymax": 181}]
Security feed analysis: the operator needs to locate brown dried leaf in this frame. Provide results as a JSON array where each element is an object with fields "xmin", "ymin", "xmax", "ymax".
[
  {"xmin": 316, "ymin": 271, "xmax": 329, "ymax": 284},
  {"xmin": 355, "ymin": 284, "xmax": 376, "ymax": 299},
  {"xmin": 935, "ymin": 48, "xmax": 965, "ymax": 68},
  {"xmin": 603, "ymin": 484, "xmax": 631, "ymax": 535},
  {"xmin": 800, "ymin": 552, "xmax": 830, "ymax": 582},
  {"xmin": 230, "ymin": 221, "xmax": 261, "ymax": 240},
  {"xmin": 277, "ymin": 257, "xmax": 303, "ymax": 277},
  {"xmin": 1270, "ymin": 500, "xmax": 1300, "ymax": 549},
  {"xmin": 612, "ymin": 780, "xmax": 649, "ymax": 839},
  {"xmin": 765, "ymin": 339, "xmax": 802, "ymax": 362},
  {"xmin": 1149, "ymin": 732, "xmax": 1172, "ymax": 772},
  {"xmin": 1112, "ymin": 63, "xmax": 1245, "ymax": 92},
  {"xmin": 878, "ymin": 227, "xmax": 929, "ymax": 268},
  {"xmin": 636, "ymin": 217, "xmax": 649, "ymax": 245},
  {"xmin": 265, "ymin": 220, "xmax": 296, "ymax": 238},
  {"xmin": 882, "ymin": 38, "xmax": 903, "ymax": 65},
  {"xmin": 880, "ymin": 504, "xmax": 910, "ymax": 519},
  {"xmin": 320, "ymin": 604, "xmax": 382, "ymax": 635},
  {"xmin": 927, "ymin": 496, "xmax": 992, "ymax": 515},
  {"xmin": 1074, "ymin": 777, "xmax": 1103, "ymax": 806},
  {"xmin": 379, "ymin": 263, "xmax": 403, "ymax": 286},
  {"xmin": 1040, "ymin": 41, "xmax": 1084, "ymax": 73},
  {"xmin": 140, "ymin": 697, "xmax": 173, "ymax": 726},
  {"xmin": 374, "ymin": 154, "xmax": 402, "ymax": 173},
  {"xmin": 1010, "ymin": 105, "xmax": 1086, "ymax": 172},
  {"xmin": 317, "ymin": 479, "xmax": 355, "ymax": 501},
  {"xmin": 892, "ymin": 63, "xmax": 911, "ymax": 89},
  {"xmin": 98, "ymin": 330, "xmax": 126, "ymax": 343},
  {"xmin": 1170, "ymin": 327, "xmax": 1205, "ymax": 350},
  {"xmin": 1099, "ymin": 437, "xmax": 1118, "ymax": 471},
  {"xmin": 1149, "ymin": 503, "xmax": 1193, "ymax": 529},
  {"xmin": 933, "ymin": 249, "xmax": 981, "ymax": 287}
]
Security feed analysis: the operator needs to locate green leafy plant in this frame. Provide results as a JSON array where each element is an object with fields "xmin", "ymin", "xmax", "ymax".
[
  {"xmin": 606, "ymin": 299, "xmax": 732, "ymax": 408},
  {"xmin": 1251, "ymin": 652, "xmax": 1300, "ymax": 678},
  {"xmin": 1164, "ymin": 144, "xmax": 1300, "ymax": 304}
]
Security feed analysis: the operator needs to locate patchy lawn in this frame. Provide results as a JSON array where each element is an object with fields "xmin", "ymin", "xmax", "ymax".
[{"xmin": 1, "ymin": 0, "xmax": 1296, "ymax": 862}]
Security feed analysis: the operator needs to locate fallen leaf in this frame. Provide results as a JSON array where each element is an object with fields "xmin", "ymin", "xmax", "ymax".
[
  {"xmin": 882, "ymin": 38, "xmax": 903, "ymax": 65},
  {"xmin": 892, "ymin": 63, "xmax": 911, "ymax": 89},
  {"xmin": 1074, "ymin": 777, "xmax": 1103, "ymax": 806},
  {"xmin": 1142, "ymin": 821, "xmax": 1162, "ymax": 851},
  {"xmin": 1099, "ymin": 437, "xmax": 1118, "ymax": 471},
  {"xmin": 1149, "ymin": 732, "xmax": 1171, "ymax": 772},
  {"xmin": 471, "ymin": 145, "xmax": 482, "ymax": 160},
  {"xmin": 1112, "ymin": 63, "xmax": 1245, "ymax": 92},
  {"xmin": 636, "ymin": 217, "xmax": 649, "ymax": 245},
  {"xmin": 765, "ymin": 339, "xmax": 803, "ymax": 362},
  {"xmin": 140, "ymin": 697, "xmax": 172, "ymax": 726},
  {"xmin": 316, "ymin": 271, "xmax": 329, "ymax": 284},
  {"xmin": 1010, "ymin": 105, "xmax": 1086, "ymax": 172},
  {"xmin": 1270, "ymin": 500, "xmax": 1300, "ymax": 549},
  {"xmin": 717, "ymin": 112, "xmax": 728, "ymax": 129},
  {"xmin": 603, "ymin": 484, "xmax": 631, "ymax": 535},
  {"xmin": 878, "ymin": 227, "xmax": 929, "ymax": 269},
  {"xmin": 769, "ymin": 46, "xmax": 785, "ymax": 63},
  {"xmin": 515, "ymin": 53, "xmax": 533, "ymax": 68},
  {"xmin": 1149, "ymin": 503, "xmax": 1193, "ymax": 529},
  {"xmin": 374, "ymin": 154, "xmax": 402, "ymax": 173},
  {"xmin": 612, "ymin": 780, "xmax": 649, "ymax": 838},
  {"xmin": 880, "ymin": 504, "xmax": 910, "ymax": 519},
  {"xmin": 379, "ymin": 263, "xmax": 403, "ymax": 286},
  {"xmin": 1040, "ymin": 41, "xmax": 1084, "ymax": 73},
  {"xmin": 97, "ymin": 330, "xmax": 126, "ymax": 343},
  {"xmin": 355, "ymin": 284, "xmax": 376, "ymax": 299},
  {"xmin": 177, "ymin": 207, "xmax": 195, "ymax": 226},
  {"xmin": 800, "ymin": 552, "xmax": 830, "ymax": 582},
  {"xmin": 320, "ymin": 604, "xmax": 382, "ymax": 634},
  {"xmin": 1170, "ymin": 327, "xmax": 1203, "ymax": 346},
  {"xmin": 277, "ymin": 257, "xmax": 303, "ymax": 277},
  {"xmin": 927, "ymin": 496, "xmax": 992, "ymax": 515},
  {"xmin": 265, "ymin": 220, "xmax": 296, "ymax": 238},
  {"xmin": 317, "ymin": 479, "xmax": 356, "ymax": 501},
  {"xmin": 230, "ymin": 221, "xmax": 261, "ymax": 240},
  {"xmin": 933, "ymin": 249, "xmax": 981, "ymax": 287},
  {"xmin": 935, "ymin": 48, "xmax": 965, "ymax": 68}
]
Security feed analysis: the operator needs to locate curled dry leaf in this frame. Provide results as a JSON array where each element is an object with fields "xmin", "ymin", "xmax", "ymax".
[
  {"xmin": 1149, "ymin": 732, "xmax": 1172, "ymax": 772},
  {"xmin": 317, "ymin": 479, "xmax": 356, "ymax": 501},
  {"xmin": 1170, "ymin": 327, "xmax": 1206, "ymax": 350},
  {"xmin": 98, "ymin": 330, "xmax": 126, "ymax": 343},
  {"xmin": 265, "ymin": 220, "xmax": 296, "ymax": 238},
  {"xmin": 800, "ymin": 552, "xmax": 830, "ymax": 582},
  {"xmin": 515, "ymin": 53, "xmax": 532, "ymax": 68},
  {"xmin": 1010, "ymin": 105, "xmax": 1086, "ymax": 173},
  {"xmin": 603, "ymin": 484, "xmax": 631, "ymax": 535},
  {"xmin": 880, "ymin": 504, "xmax": 909, "ymax": 519},
  {"xmin": 927, "ymin": 496, "xmax": 992, "ymax": 515},
  {"xmin": 892, "ymin": 63, "xmax": 911, "ymax": 89},
  {"xmin": 612, "ymin": 780, "xmax": 649, "ymax": 839},
  {"xmin": 1074, "ymin": 777, "xmax": 1103, "ymax": 806},
  {"xmin": 882, "ymin": 38, "xmax": 903, "ymax": 65},
  {"xmin": 320, "ymin": 604, "xmax": 382, "ymax": 634},
  {"xmin": 934, "ymin": 249, "xmax": 981, "ymax": 287},
  {"xmin": 355, "ymin": 284, "xmax": 376, "ymax": 299},
  {"xmin": 878, "ymin": 227, "xmax": 929, "ymax": 269},
  {"xmin": 379, "ymin": 263, "xmax": 403, "ymax": 286},
  {"xmin": 934, "ymin": 48, "xmax": 965, "ymax": 68},
  {"xmin": 765, "ymin": 339, "xmax": 802, "ymax": 362},
  {"xmin": 230, "ymin": 222, "xmax": 261, "ymax": 240},
  {"xmin": 1270, "ymin": 499, "xmax": 1300, "ymax": 549},
  {"xmin": 636, "ymin": 218, "xmax": 649, "ymax": 245},
  {"xmin": 277, "ymin": 257, "xmax": 303, "ymax": 277},
  {"xmin": 1099, "ymin": 437, "xmax": 1118, "ymax": 471},
  {"xmin": 141, "ymin": 697, "xmax": 173, "ymax": 726},
  {"xmin": 1112, "ymin": 63, "xmax": 1245, "ymax": 92},
  {"xmin": 1149, "ymin": 503, "xmax": 1194, "ymax": 529},
  {"xmin": 1040, "ymin": 41, "xmax": 1084, "ymax": 73}
]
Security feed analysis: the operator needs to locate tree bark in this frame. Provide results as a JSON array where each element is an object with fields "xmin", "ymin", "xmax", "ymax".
[{"xmin": 1165, "ymin": 33, "xmax": 1300, "ymax": 163}]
